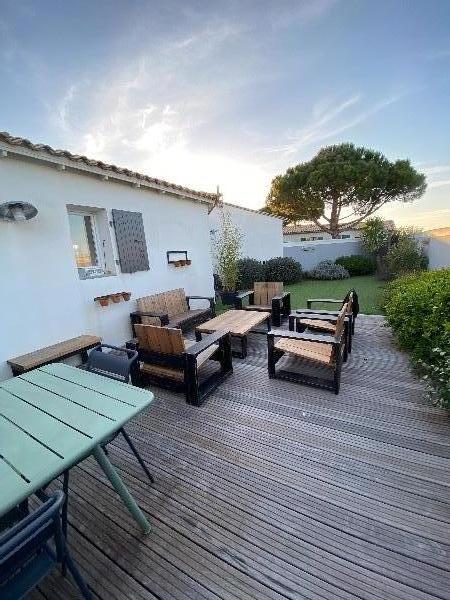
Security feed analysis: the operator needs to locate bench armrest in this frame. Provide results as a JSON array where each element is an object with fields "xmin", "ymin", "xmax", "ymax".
[
  {"xmin": 235, "ymin": 290, "xmax": 254, "ymax": 309},
  {"xmin": 272, "ymin": 291, "xmax": 290, "ymax": 301},
  {"xmin": 130, "ymin": 311, "xmax": 169, "ymax": 325},
  {"xmin": 185, "ymin": 330, "xmax": 230, "ymax": 357},
  {"xmin": 186, "ymin": 295, "xmax": 215, "ymax": 312},
  {"xmin": 295, "ymin": 308, "xmax": 340, "ymax": 316},
  {"xmin": 268, "ymin": 328, "xmax": 342, "ymax": 345},
  {"xmin": 293, "ymin": 313, "xmax": 339, "ymax": 323}
]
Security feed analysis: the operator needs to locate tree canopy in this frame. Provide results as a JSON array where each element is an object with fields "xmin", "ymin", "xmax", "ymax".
[{"xmin": 264, "ymin": 143, "xmax": 426, "ymax": 238}]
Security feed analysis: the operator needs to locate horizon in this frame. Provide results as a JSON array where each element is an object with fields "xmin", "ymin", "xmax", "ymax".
[{"xmin": 1, "ymin": 0, "xmax": 449, "ymax": 229}]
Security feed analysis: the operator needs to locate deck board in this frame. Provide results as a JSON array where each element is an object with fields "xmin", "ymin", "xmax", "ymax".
[{"xmin": 33, "ymin": 316, "xmax": 450, "ymax": 600}]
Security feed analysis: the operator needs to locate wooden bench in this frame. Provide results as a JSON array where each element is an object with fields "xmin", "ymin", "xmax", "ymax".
[
  {"xmin": 7, "ymin": 335, "xmax": 101, "ymax": 376},
  {"xmin": 130, "ymin": 288, "xmax": 215, "ymax": 335}
]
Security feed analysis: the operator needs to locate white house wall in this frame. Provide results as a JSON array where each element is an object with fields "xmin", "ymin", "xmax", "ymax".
[
  {"xmin": 0, "ymin": 157, "xmax": 214, "ymax": 379},
  {"xmin": 209, "ymin": 205, "xmax": 283, "ymax": 261}
]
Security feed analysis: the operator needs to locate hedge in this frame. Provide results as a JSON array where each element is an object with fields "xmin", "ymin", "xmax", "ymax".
[
  {"xmin": 384, "ymin": 268, "xmax": 450, "ymax": 362},
  {"xmin": 335, "ymin": 255, "xmax": 376, "ymax": 276}
]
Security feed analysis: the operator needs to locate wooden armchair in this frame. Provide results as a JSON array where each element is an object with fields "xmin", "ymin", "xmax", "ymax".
[
  {"xmin": 134, "ymin": 324, "xmax": 232, "ymax": 406},
  {"xmin": 292, "ymin": 291, "xmax": 354, "ymax": 356},
  {"xmin": 305, "ymin": 289, "xmax": 358, "ymax": 335},
  {"xmin": 235, "ymin": 282, "xmax": 291, "ymax": 327},
  {"xmin": 268, "ymin": 303, "xmax": 348, "ymax": 394},
  {"xmin": 130, "ymin": 288, "xmax": 215, "ymax": 335}
]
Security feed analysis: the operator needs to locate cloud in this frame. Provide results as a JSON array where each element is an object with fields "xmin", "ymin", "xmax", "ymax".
[
  {"xmin": 264, "ymin": 93, "xmax": 403, "ymax": 157},
  {"xmin": 429, "ymin": 179, "xmax": 450, "ymax": 189}
]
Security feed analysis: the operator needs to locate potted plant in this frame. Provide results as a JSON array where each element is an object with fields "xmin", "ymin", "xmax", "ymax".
[
  {"xmin": 97, "ymin": 296, "xmax": 109, "ymax": 307},
  {"xmin": 214, "ymin": 210, "xmax": 242, "ymax": 305},
  {"xmin": 185, "ymin": 259, "xmax": 192, "ymax": 266},
  {"xmin": 111, "ymin": 293, "xmax": 122, "ymax": 303},
  {"xmin": 122, "ymin": 291, "xmax": 131, "ymax": 301}
]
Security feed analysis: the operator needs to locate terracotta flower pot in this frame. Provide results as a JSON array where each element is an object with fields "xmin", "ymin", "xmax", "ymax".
[
  {"xmin": 185, "ymin": 259, "xmax": 192, "ymax": 266},
  {"xmin": 122, "ymin": 291, "xmax": 131, "ymax": 301},
  {"xmin": 98, "ymin": 296, "xmax": 109, "ymax": 307},
  {"xmin": 111, "ymin": 293, "xmax": 122, "ymax": 303},
  {"xmin": 174, "ymin": 260, "xmax": 183, "ymax": 267}
]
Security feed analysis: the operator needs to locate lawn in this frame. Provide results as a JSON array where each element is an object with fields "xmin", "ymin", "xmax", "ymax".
[
  {"xmin": 286, "ymin": 275, "xmax": 385, "ymax": 315},
  {"xmin": 216, "ymin": 275, "xmax": 385, "ymax": 315}
]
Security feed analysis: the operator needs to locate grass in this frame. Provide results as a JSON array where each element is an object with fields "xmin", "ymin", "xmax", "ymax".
[
  {"xmin": 286, "ymin": 275, "xmax": 385, "ymax": 315},
  {"xmin": 216, "ymin": 275, "xmax": 386, "ymax": 315}
]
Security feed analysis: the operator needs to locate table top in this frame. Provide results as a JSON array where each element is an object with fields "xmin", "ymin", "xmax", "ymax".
[
  {"xmin": 196, "ymin": 309, "xmax": 271, "ymax": 336},
  {"xmin": 0, "ymin": 363, "xmax": 154, "ymax": 517},
  {"xmin": 7, "ymin": 335, "xmax": 101, "ymax": 372}
]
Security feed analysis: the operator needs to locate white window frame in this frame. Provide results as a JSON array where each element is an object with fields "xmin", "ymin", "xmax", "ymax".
[
  {"xmin": 69, "ymin": 209, "xmax": 104, "ymax": 269},
  {"xmin": 67, "ymin": 205, "xmax": 117, "ymax": 279}
]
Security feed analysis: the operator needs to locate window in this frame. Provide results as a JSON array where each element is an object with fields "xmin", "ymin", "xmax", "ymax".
[
  {"xmin": 68, "ymin": 212, "xmax": 100, "ymax": 268},
  {"xmin": 341, "ymin": 234, "xmax": 351, "ymax": 239},
  {"xmin": 67, "ymin": 205, "xmax": 116, "ymax": 279}
]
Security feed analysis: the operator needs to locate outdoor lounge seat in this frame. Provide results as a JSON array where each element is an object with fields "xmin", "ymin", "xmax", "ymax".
[
  {"xmin": 130, "ymin": 288, "xmax": 215, "ymax": 335},
  {"xmin": 235, "ymin": 282, "xmax": 291, "ymax": 327},
  {"xmin": 268, "ymin": 303, "xmax": 348, "ymax": 394},
  {"xmin": 292, "ymin": 291, "xmax": 355, "ymax": 356},
  {"xmin": 304, "ymin": 289, "xmax": 359, "ymax": 335},
  {"xmin": 0, "ymin": 491, "xmax": 92, "ymax": 599},
  {"xmin": 135, "ymin": 324, "xmax": 233, "ymax": 406}
]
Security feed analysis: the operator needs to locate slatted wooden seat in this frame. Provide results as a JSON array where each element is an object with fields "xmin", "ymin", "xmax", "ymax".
[
  {"xmin": 294, "ymin": 291, "xmax": 356, "ymax": 355},
  {"xmin": 134, "ymin": 324, "xmax": 232, "ymax": 406},
  {"xmin": 304, "ymin": 289, "xmax": 359, "ymax": 336},
  {"xmin": 7, "ymin": 335, "xmax": 101, "ymax": 376},
  {"xmin": 235, "ymin": 282, "xmax": 291, "ymax": 327},
  {"xmin": 268, "ymin": 304, "xmax": 348, "ymax": 394},
  {"xmin": 130, "ymin": 288, "xmax": 215, "ymax": 334},
  {"xmin": 274, "ymin": 338, "xmax": 334, "ymax": 365}
]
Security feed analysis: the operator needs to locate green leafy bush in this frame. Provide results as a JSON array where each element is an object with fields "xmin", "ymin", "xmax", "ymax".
[
  {"xmin": 263, "ymin": 257, "xmax": 302, "ymax": 284},
  {"xmin": 385, "ymin": 231, "xmax": 428, "ymax": 279},
  {"xmin": 384, "ymin": 269, "xmax": 450, "ymax": 365},
  {"xmin": 420, "ymin": 334, "xmax": 450, "ymax": 409},
  {"xmin": 237, "ymin": 258, "xmax": 265, "ymax": 289},
  {"xmin": 335, "ymin": 255, "xmax": 376, "ymax": 276},
  {"xmin": 310, "ymin": 260, "xmax": 350, "ymax": 280}
]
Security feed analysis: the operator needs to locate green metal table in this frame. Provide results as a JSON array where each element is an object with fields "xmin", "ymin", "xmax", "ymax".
[{"xmin": 0, "ymin": 363, "xmax": 154, "ymax": 533}]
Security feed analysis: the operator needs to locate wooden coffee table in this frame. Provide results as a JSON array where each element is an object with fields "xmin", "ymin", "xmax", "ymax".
[{"xmin": 195, "ymin": 309, "xmax": 271, "ymax": 358}]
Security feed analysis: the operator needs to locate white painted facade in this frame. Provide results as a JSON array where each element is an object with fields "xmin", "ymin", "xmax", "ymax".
[
  {"xmin": 0, "ymin": 154, "xmax": 215, "ymax": 380},
  {"xmin": 209, "ymin": 203, "xmax": 283, "ymax": 261}
]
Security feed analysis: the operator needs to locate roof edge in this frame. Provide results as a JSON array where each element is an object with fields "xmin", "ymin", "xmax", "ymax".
[{"xmin": 0, "ymin": 131, "xmax": 218, "ymax": 204}]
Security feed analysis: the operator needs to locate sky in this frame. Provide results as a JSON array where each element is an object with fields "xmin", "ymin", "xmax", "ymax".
[{"xmin": 1, "ymin": 0, "xmax": 449, "ymax": 230}]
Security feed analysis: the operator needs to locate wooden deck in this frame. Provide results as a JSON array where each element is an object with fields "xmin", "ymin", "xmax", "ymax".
[{"xmin": 32, "ymin": 316, "xmax": 450, "ymax": 600}]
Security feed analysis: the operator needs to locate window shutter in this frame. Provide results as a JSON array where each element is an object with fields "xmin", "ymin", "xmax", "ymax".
[{"xmin": 112, "ymin": 209, "xmax": 149, "ymax": 273}]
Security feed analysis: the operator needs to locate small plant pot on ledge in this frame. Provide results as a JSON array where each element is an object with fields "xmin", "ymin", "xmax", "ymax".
[
  {"xmin": 122, "ymin": 291, "xmax": 132, "ymax": 301},
  {"xmin": 220, "ymin": 291, "xmax": 238, "ymax": 306},
  {"xmin": 111, "ymin": 293, "xmax": 122, "ymax": 303},
  {"xmin": 97, "ymin": 296, "xmax": 109, "ymax": 307}
]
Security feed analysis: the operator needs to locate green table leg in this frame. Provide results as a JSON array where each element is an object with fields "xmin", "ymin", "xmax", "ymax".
[{"xmin": 92, "ymin": 446, "xmax": 150, "ymax": 533}]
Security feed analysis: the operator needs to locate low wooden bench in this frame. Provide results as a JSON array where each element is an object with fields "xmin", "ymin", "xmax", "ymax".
[{"xmin": 7, "ymin": 335, "xmax": 101, "ymax": 376}]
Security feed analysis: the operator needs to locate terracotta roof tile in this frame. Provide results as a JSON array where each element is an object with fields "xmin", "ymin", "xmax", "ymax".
[{"xmin": 0, "ymin": 131, "xmax": 217, "ymax": 202}]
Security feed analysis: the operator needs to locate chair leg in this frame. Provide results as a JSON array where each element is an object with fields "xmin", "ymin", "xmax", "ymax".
[
  {"xmin": 334, "ymin": 350, "xmax": 343, "ymax": 395},
  {"xmin": 63, "ymin": 550, "xmax": 94, "ymax": 599},
  {"xmin": 120, "ymin": 428, "xmax": 154, "ymax": 483}
]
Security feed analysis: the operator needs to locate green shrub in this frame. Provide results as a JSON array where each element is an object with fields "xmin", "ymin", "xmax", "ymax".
[
  {"xmin": 383, "ymin": 269, "xmax": 450, "ymax": 365},
  {"xmin": 385, "ymin": 231, "xmax": 428, "ymax": 279},
  {"xmin": 310, "ymin": 260, "xmax": 350, "ymax": 280},
  {"xmin": 263, "ymin": 257, "xmax": 302, "ymax": 284},
  {"xmin": 237, "ymin": 258, "xmax": 265, "ymax": 289},
  {"xmin": 335, "ymin": 255, "xmax": 376, "ymax": 276},
  {"xmin": 420, "ymin": 334, "xmax": 450, "ymax": 409}
]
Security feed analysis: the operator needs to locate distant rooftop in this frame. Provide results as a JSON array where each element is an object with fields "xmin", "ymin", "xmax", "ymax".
[{"xmin": 283, "ymin": 220, "xmax": 395, "ymax": 235}]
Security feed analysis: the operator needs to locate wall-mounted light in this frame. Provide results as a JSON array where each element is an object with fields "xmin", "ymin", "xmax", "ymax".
[{"xmin": 0, "ymin": 202, "xmax": 38, "ymax": 222}]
